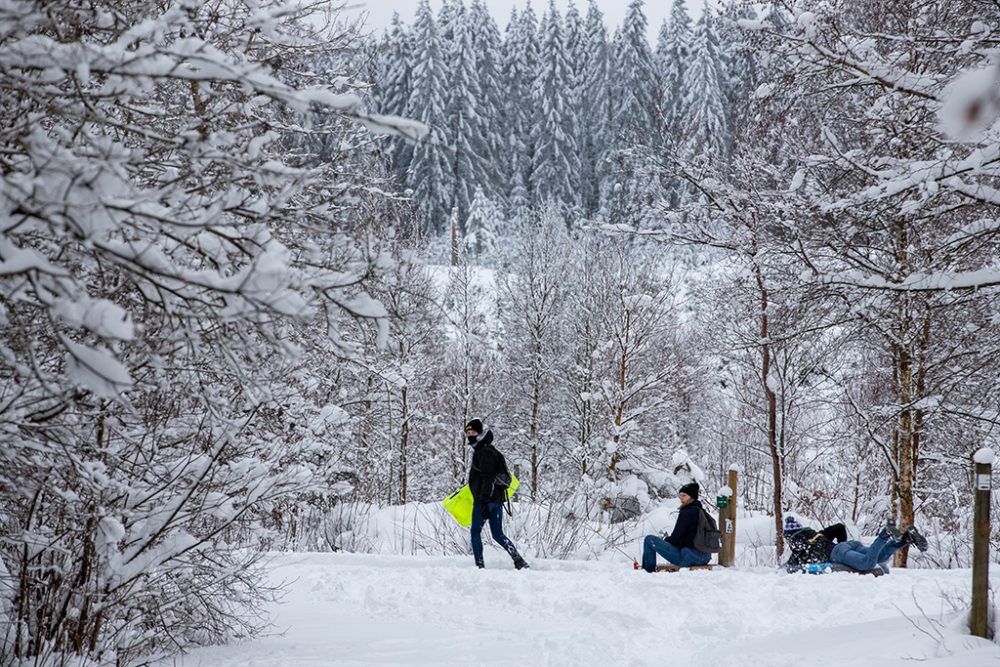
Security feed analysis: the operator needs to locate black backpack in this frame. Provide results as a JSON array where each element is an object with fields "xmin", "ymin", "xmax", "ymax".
[
  {"xmin": 786, "ymin": 529, "xmax": 833, "ymax": 567},
  {"xmin": 694, "ymin": 507, "xmax": 723, "ymax": 553},
  {"xmin": 489, "ymin": 447, "xmax": 514, "ymax": 515}
]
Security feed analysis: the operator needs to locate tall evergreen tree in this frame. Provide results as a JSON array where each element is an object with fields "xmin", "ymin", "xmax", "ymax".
[
  {"xmin": 531, "ymin": 0, "xmax": 581, "ymax": 209},
  {"xmin": 443, "ymin": 1, "xmax": 492, "ymax": 224},
  {"xmin": 579, "ymin": 0, "xmax": 613, "ymax": 216},
  {"xmin": 657, "ymin": 0, "xmax": 693, "ymax": 138},
  {"xmin": 405, "ymin": 0, "xmax": 453, "ymax": 231},
  {"xmin": 610, "ymin": 0, "xmax": 659, "ymax": 144},
  {"xmin": 464, "ymin": 186, "xmax": 504, "ymax": 260},
  {"xmin": 718, "ymin": 0, "xmax": 760, "ymax": 138},
  {"xmin": 601, "ymin": 0, "xmax": 662, "ymax": 225},
  {"xmin": 470, "ymin": 0, "xmax": 506, "ymax": 204},
  {"xmin": 438, "ymin": 0, "xmax": 463, "ymax": 43},
  {"xmin": 375, "ymin": 13, "xmax": 414, "ymax": 174},
  {"xmin": 679, "ymin": 5, "xmax": 730, "ymax": 164},
  {"xmin": 502, "ymin": 3, "xmax": 541, "ymax": 214}
]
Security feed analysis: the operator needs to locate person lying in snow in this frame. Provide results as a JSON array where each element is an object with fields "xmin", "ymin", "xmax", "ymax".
[
  {"xmin": 640, "ymin": 482, "xmax": 712, "ymax": 572},
  {"xmin": 782, "ymin": 517, "xmax": 848, "ymax": 573},
  {"xmin": 783, "ymin": 516, "xmax": 929, "ymax": 575}
]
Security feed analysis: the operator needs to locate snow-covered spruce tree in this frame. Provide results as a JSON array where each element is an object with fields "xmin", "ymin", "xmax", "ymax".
[
  {"xmin": 469, "ymin": 0, "xmax": 506, "ymax": 207},
  {"xmin": 464, "ymin": 187, "xmax": 505, "ymax": 261},
  {"xmin": 678, "ymin": 5, "xmax": 730, "ymax": 166},
  {"xmin": 609, "ymin": 0, "xmax": 659, "ymax": 145},
  {"xmin": 406, "ymin": 0, "xmax": 453, "ymax": 233},
  {"xmin": 563, "ymin": 1, "xmax": 588, "ymax": 207},
  {"xmin": 500, "ymin": 6, "xmax": 538, "ymax": 216},
  {"xmin": 717, "ymin": 1, "xmax": 760, "ymax": 135},
  {"xmin": 579, "ymin": 0, "xmax": 613, "ymax": 216},
  {"xmin": 747, "ymin": 0, "xmax": 1000, "ymax": 566},
  {"xmin": 602, "ymin": 1, "xmax": 663, "ymax": 226},
  {"xmin": 656, "ymin": 0, "xmax": 693, "ymax": 139},
  {"xmin": 373, "ymin": 13, "xmax": 416, "ymax": 175},
  {"xmin": 530, "ymin": 1, "xmax": 581, "ymax": 210},
  {"xmin": 374, "ymin": 13, "xmax": 412, "ymax": 119},
  {"xmin": 0, "ymin": 1, "xmax": 420, "ymax": 663},
  {"xmin": 651, "ymin": 0, "xmax": 696, "ymax": 211},
  {"xmin": 497, "ymin": 207, "xmax": 572, "ymax": 499},
  {"xmin": 443, "ymin": 1, "xmax": 492, "ymax": 224}
]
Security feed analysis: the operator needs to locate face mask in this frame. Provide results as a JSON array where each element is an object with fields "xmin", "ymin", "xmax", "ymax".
[{"xmin": 467, "ymin": 434, "xmax": 478, "ymax": 444}]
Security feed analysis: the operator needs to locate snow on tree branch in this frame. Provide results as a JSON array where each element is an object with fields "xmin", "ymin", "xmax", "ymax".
[{"xmin": 939, "ymin": 62, "xmax": 1000, "ymax": 140}]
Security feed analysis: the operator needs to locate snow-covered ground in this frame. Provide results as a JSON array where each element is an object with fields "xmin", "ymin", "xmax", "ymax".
[{"xmin": 161, "ymin": 552, "xmax": 999, "ymax": 667}]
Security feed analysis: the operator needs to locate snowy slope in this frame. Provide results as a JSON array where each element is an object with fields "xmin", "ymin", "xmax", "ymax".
[{"xmin": 160, "ymin": 553, "xmax": 999, "ymax": 667}]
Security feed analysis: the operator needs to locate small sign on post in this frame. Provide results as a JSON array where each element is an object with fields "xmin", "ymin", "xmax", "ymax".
[
  {"xmin": 971, "ymin": 447, "xmax": 994, "ymax": 639},
  {"xmin": 717, "ymin": 467, "xmax": 738, "ymax": 567}
]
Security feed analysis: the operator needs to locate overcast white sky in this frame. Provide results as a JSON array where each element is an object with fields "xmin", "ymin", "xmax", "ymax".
[{"xmin": 346, "ymin": 1, "xmax": 711, "ymax": 43}]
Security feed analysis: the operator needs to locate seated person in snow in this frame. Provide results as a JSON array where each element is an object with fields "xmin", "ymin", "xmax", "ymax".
[
  {"xmin": 783, "ymin": 516, "xmax": 928, "ymax": 574},
  {"xmin": 640, "ymin": 482, "xmax": 712, "ymax": 572}
]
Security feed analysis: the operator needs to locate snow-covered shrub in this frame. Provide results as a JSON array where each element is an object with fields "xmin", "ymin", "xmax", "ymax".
[{"xmin": 0, "ymin": 1, "xmax": 420, "ymax": 664}]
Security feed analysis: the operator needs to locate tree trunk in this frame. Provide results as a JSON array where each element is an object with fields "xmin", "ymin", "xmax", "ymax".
[
  {"xmin": 895, "ymin": 300, "xmax": 932, "ymax": 566},
  {"xmin": 529, "ymin": 346, "xmax": 542, "ymax": 499},
  {"xmin": 450, "ymin": 207, "xmax": 460, "ymax": 266},
  {"xmin": 894, "ymin": 321, "xmax": 916, "ymax": 566},
  {"xmin": 755, "ymin": 262, "xmax": 783, "ymax": 559},
  {"xmin": 608, "ymin": 309, "xmax": 631, "ymax": 481},
  {"xmin": 400, "ymin": 380, "xmax": 409, "ymax": 504}
]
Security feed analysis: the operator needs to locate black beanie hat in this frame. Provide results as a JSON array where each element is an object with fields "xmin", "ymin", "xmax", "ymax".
[
  {"xmin": 465, "ymin": 418, "xmax": 483, "ymax": 434},
  {"xmin": 679, "ymin": 482, "xmax": 700, "ymax": 500}
]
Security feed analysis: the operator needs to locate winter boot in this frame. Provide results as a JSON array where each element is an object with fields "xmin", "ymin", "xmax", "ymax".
[
  {"xmin": 513, "ymin": 556, "xmax": 530, "ymax": 570},
  {"xmin": 879, "ymin": 518, "xmax": 904, "ymax": 543},
  {"xmin": 904, "ymin": 526, "xmax": 929, "ymax": 552},
  {"xmin": 476, "ymin": 560, "xmax": 485, "ymax": 569}
]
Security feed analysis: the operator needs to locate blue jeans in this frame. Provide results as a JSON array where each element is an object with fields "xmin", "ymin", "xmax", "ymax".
[
  {"xmin": 470, "ymin": 502, "xmax": 522, "ymax": 565},
  {"xmin": 641, "ymin": 535, "xmax": 711, "ymax": 572},
  {"xmin": 830, "ymin": 534, "xmax": 902, "ymax": 571}
]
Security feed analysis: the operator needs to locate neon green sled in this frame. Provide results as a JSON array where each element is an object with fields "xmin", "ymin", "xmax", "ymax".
[{"xmin": 442, "ymin": 475, "xmax": 519, "ymax": 527}]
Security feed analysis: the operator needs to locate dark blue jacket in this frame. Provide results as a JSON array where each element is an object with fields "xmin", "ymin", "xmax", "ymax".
[{"xmin": 666, "ymin": 499, "xmax": 703, "ymax": 550}]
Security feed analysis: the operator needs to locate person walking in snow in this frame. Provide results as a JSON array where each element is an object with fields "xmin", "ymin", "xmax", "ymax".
[
  {"xmin": 465, "ymin": 419, "xmax": 529, "ymax": 570},
  {"xmin": 640, "ymin": 482, "xmax": 712, "ymax": 572}
]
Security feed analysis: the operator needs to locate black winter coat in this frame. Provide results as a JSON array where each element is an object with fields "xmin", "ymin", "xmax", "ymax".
[
  {"xmin": 666, "ymin": 499, "xmax": 704, "ymax": 550},
  {"xmin": 784, "ymin": 523, "xmax": 848, "ymax": 571},
  {"xmin": 467, "ymin": 429, "xmax": 510, "ymax": 504}
]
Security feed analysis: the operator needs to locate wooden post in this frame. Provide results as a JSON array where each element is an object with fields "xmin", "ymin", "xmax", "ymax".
[
  {"xmin": 717, "ymin": 488, "xmax": 731, "ymax": 568},
  {"xmin": 718, "ymin": 467, "xmax": 738, "ymax": 567},
  {"xmin": 726, "ymin": 468, "xmax": 738, "ymax": 567},
  {"xmin": 971, "ymin": 449, "xmax": 993, "ymax": 639}
]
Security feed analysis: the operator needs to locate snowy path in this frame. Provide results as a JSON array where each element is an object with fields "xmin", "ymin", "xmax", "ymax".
[{"xmin": 163, "ymin": 553, "xmax": 1000, "ymax": 667}]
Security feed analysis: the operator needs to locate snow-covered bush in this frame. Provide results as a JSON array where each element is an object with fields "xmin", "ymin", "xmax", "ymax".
[{"xmin": 0, "ymin": 1, "xmax": 420, "ymax": 664}]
